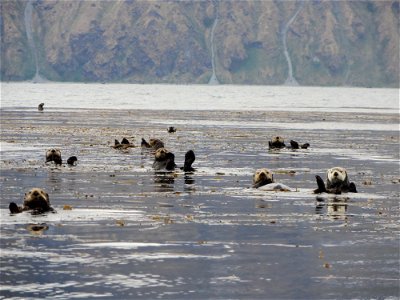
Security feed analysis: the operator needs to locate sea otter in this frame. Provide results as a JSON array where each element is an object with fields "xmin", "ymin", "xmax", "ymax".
[
  {"xmin": 268, "ymin": 136, "xmax": 286, "ymax": 149},
  {"xmin": 168, "ymin": 127, "xmax": 177, "ymax": 133},
  {"xmin": 253, "ymin": 168, "xmax": 274, "ymax": 188},
  {"xmin": 252, "ymin": 168, "xmax": 294, "ymax": 191},
  {"xmin": 9, "ymin": 188, "xmax": 53, "ymax": 214},
  {"xmin": 38, "ymin": 103, "xmax": 44, "ymax": 111},
  {"xmin": 153, "ymin": 148, "xmax": 196, "ymax": 172},
  {"xmin": 268, "ymin": 136, "xmax": 310, "ymax": 149},
  {"xmin": 153, "ymin": 147, "xmax": 176, "ymax": 170},
  {"xmin": 141, "ymin": 138, "xmax": 165, "ymax": 150},
  {"xmin": 46, "ymin": 148, "xmax": 62, "ymax": 165},
  {"xmin": 314, "ymin": 167, "xmax": 357, "ymax": 194},
  {"xmin": 113, "ymin": 138, "xmax": 135, "ymax": 149}
]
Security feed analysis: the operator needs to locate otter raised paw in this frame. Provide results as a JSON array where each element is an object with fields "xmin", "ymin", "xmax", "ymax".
[
  {"xmin": 9, "ymin": 188, "xmax": 53, "ymax": 214},
  {"xmin": 314, "ymin": 167, "xmax": 357, "ymax": 194}
]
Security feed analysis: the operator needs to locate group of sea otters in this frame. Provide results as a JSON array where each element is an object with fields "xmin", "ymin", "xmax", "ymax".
[{"xmin": 8, "ymin": 105, "xmax": 357, "ymax": 214}]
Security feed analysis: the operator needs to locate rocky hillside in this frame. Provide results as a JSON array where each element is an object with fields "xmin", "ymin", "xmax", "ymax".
[{"xmin": 1, "ymin": 0, "xmax": 399, "ymax": 87}]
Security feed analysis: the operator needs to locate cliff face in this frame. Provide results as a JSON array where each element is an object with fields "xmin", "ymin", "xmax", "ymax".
[{"xmin": 1, "ymin": 0, "xmax": 399, "ymax": 87}]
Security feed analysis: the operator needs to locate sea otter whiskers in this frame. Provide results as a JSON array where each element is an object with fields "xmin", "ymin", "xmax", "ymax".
[
  {"xmin": 9, "ymin": 188, "xmax": 53, "ymax": 214},
  {"xmin": 46, "ymin": 148, "xmax": 62, "ymax": 165},
  {"xmin": 314, "ymin": 167, "xmax": 357, "ymax": 194}
]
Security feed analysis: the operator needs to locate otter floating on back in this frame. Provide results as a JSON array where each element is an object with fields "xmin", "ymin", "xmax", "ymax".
[
  {"xmin": 153, "ymin": 148, "xmax": 196, "ymax": 172},
  {"xmin": 46, "ymin": 148, "xmax": 62, "ymax": 165},
  {"xmin": 314, "ymin": 167, "xmax": 357, "ymax": 194},
  {"xmin": 268, "ymin": 136, "xmax": 310, "ymax": 150},
  {"xmin": 113, "ymin": 138, "xmax": 135, "ymax": 149},
  {"xmin": 141, "ymin": 138, "xmax": 164, "ymax": 150},
  {"xmin": 252, "ymin": 168, "xmax": 294, "ymax": 191},
  {"xmin": 9, "ymin": 188, "xmax": 53, "ymax": 214}
]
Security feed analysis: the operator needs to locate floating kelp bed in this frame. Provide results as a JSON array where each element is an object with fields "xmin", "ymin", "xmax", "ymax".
[{"xmin": 1, "ymin": 105, "xmax": 399, "ymax": 299}]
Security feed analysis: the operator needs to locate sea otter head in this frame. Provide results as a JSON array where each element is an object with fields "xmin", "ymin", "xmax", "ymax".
[
  {"xmin": 23, "ymin": 188, "xmax": 50, "ymax": 211},
  {"xmin": 269, "ymin": 136, "xmax": 286, "ymax": 149},
  {"xmin": 149, "ymin": 139, "xmax": 164, "ymax": 150},
  {"xmin": 326, "ymin": 167, "xmax": 349, "ymax": 187},
  {"xmin": 154, "ymin": 148, "xmax": 176, "ymax": 170},
  {"xmin": 253, "ymin": 168, "xmax": 274, "ymax": 188},
  {"xmin": 46, "ymin": 148, "xmax": 62, "ymax": 165}
]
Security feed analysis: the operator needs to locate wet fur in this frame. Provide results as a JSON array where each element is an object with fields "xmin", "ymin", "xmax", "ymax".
[
  {"xmin": 314, "ymin": 167, "xmax": 357, "ymax": 194},
  {"xmin": 9, "ymin": 188, "xmax": 53, "ymax": 214},
  {"xmin": 269, "ymin": 136, "xmax": 310, "ymax": 150},
  {"xmin": 46, "ymin": 149, "xmax": 62, "ymax": 165},
  {"xmin": 253, "ymin": 168, "xmax": 274, "ymax": 188},
  {"xmin": 141, "ymin": 138, "xmax": 164, "ymax": 150}
]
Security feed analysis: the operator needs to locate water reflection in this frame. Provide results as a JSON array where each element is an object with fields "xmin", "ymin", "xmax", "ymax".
[
  {"xmin": 184, "ymin": 174, "xmax": 195, "ymax": 185},
  {"xmin": 26, "ymin": 223, "xmax": 49, "ymax": 235},
  {"xmin": 153, "ymin": 172, "xmax": 175, "ymax": 192},
  {"xmin": 315, "ymin": 197, "xmax": 349, "ymax": 221}
]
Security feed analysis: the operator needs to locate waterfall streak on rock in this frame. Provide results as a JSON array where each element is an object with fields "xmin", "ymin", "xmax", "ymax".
[
  {"xmin": 208, "ymin": 2, "xmax": 220, "ymax": 85},
  {"xmin": 282, "ymin": 2, "xmax": 304, "ymax": 86}
]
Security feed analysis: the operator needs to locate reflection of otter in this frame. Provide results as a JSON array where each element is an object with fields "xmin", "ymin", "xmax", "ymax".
[
  {"xmin": 9, "ymin": 188, "xmax": 53, "ymax": 214},
  {"xmin": 113, "ymin": 138, "xmax": 135, "ymax": 149},
  {"xmin": 314, "ymin": 167, "xmax": 357, "ymax": 194},
  {"xmin": 253, "ymin": 168, "xmax": 274, "ymax": 188},
  {"xmin": 46, "ymin": 148, "xmax": 62, "ymax": 165},
  {"xmin": 184, "ymin": 174, "xmax": 195, "ymax": 185},
  {"xmin": 152, "ymin": 148, "xmax": 196, "ymax": 172},
  {"xmin": 38, "ymin": 103, "xmax": 44, "ymax": 111},
  {"xmin": 141, "ymin": 138, "xmax": 164, "ymax": 150},
  {"xmin": 268, "ymin": 136, "xmax": 310, "ymax": 149},
  {"xmin": 316, "ymin": 198, "xmax": 348, "ymax": 221},
  {"xmin": 153, "ymin": 172, "xmax": 175, "ymax": 192},
  {"xmin": 27, "ymin": 223, "xmax": 49, "ymax": 234}
]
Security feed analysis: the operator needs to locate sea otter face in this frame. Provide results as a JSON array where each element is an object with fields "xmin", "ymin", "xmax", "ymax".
[
  {"xmin": 327, "ymin": 167, "xmax": 348, "ymax": 187},
  {"xmin": 153, "ymin": 148, "xmax": 175, "ymax": 170},
  {"xmin": 271, "ymin": 136, "xmax": 284, "ymax": 144},
  {"xmin": 269, "ymin": 136, "xmax": 286, "ymax": 149},
  {"xmin": 46, "ymin": 148, "xmax": 62, "ymax": 165},
  {"xmin": 23, "ymin": 188, "xmax": 50, "ymax": 211},
  {"xmin": 149, "ymin": 139, "xmax": 164, "ymax": 150},
  {"xmin": 253, "ymin": 168, "xmax": 274, "ymax": 188}
]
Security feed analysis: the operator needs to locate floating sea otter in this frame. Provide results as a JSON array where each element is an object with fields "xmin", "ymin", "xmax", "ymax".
[
  {"xmin": 141, "ymin": 138, "xmax": 165, "ymax": 150},
  {"xmin": 268, "ymin": 136, "xmax": 310, "ymax": 149},
  {"xmin": 38, "ymin": 103, "xmax": 44, "ymax": 111},
  {"xmin": 314, "ymin": 167, "xmax": 357, "ymax": 194},
  {"xmin": 46, "ymin": 148, "xmax": 62, "ymax": 165},
  {"xmin": 252, "ymin": 168, "xmax": 294, "ymax": 191},
  {"xmin": 153, "ymin": 148, "xmax": 196, "ymax": 172},
  {"xmin": 9, "ymin": 188, "xmax": 53, "ymax": 214},
  {"xmin": 168, "ymin": 127, "xmax": 177, "ymax": 133},
  {"xmin": 113, "ymin": 138, "xmax": 135, "ymax": 149}
]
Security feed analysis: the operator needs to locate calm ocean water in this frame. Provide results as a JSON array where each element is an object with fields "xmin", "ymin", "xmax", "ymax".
[
  {"xmin": 1, "ymin": 82, "xmax": 398, "ymax": 113},
  {"xmin": 1, "ymin": 83, "xmax": 399, "ymax": 299}
]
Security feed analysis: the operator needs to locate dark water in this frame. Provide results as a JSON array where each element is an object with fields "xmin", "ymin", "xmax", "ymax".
[{"xmin": 1, "ymin": 108, "xmax": 399, "ymax": 299}]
